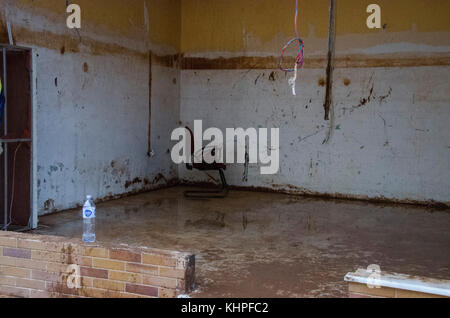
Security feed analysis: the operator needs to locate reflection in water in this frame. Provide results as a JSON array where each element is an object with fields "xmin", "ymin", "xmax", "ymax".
[{"xmin": 33, "ymin": 187, "xmax": 450, "ymax": 297}]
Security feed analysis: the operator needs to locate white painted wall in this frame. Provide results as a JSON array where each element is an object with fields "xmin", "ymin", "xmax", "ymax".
[
  {"xmin": 2, "ymin": 3, "xmax": 181, "ymax": 216},
  {"xmin": 3, "ymin": 1, "xmax": 449, "ymax": 220},
  {"xmin": 180, "ymin": 65, "xmax": 450, "ymax": 204},
  {"xmin": 35, "ymin": 49, "xmax": 180, "ymax": 215}
]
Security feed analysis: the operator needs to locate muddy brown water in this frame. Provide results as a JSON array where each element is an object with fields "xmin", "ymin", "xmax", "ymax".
[{"xmin": 33, "ymin": 187, "xmax": 450, "ymax": 297}]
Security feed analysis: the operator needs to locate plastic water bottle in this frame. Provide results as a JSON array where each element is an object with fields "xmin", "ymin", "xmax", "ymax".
[{"xmin": 82, "ymin": 195, "xmax": 96, "ymax": 243}]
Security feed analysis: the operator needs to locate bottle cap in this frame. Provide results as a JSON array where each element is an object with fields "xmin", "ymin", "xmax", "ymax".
[{"xmin": 86, "ymin": 195, "xmax": 92, "ymax": 200}]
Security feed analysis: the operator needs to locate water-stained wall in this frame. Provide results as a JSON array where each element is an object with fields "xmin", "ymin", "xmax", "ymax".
[
  {"xmin": 1, "ymin": 0, "xmax": 449, "ymax": 220},
  {"xmin": 179, "ymin": 0, "xmax": 450, "ymax": 204},
  {"xmin": 0, "ymin": 0, "xmax": 181, "ymax": 217}
]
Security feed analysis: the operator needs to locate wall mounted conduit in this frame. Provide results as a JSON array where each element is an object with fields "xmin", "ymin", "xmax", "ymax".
[{"xmin": 323, "ymin": 0, "xmax": 337, "ymax": 144}]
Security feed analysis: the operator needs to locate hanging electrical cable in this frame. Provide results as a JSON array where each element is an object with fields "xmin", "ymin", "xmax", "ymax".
[{"xmin": 278, "ymin": 0, "xmax": 304, "ymax": 96}]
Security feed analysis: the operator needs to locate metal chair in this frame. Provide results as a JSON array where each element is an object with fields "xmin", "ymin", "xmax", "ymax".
[{"xmin": 184, "ymin": 127, "xmax": 228, "ymax": 198}]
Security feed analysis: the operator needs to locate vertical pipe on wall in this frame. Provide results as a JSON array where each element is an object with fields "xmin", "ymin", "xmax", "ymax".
[
  {"xmin": 323, "ymin": 0, "xmax": 337, "ymax": 144},
  {"xmin": 29, "ymin": 49, "xmax": 36, "ymax": 229},
  {"xmin": 147, "ymin": 51, "xmax": 152, "ymax": 157},
  {"xmin": 2, "ymin": 48, "xmax": 8, "ymax": 230}
]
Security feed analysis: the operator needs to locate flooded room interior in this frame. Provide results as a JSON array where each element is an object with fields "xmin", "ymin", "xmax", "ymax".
[{"xmin": 0, "ymin": 0, "xmax": 449, "ymax": 299}]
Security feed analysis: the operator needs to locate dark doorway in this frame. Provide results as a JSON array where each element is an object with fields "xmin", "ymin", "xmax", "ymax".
[{"xmin": 0, "ymin": 46, "xmax": 33, "ymax": 231}]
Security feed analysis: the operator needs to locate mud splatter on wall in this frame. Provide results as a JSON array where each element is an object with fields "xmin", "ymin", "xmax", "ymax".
[
  {"xmin": 0, "ymin": 0, "xmax": 181, "ymax": 215},
  {"xmin": 179, "ymin": 0, "xmax": 450, "ymax": 204},
  {"xmin": 1, "ymin": 0, "xmax": 449, "ymax": 216}
]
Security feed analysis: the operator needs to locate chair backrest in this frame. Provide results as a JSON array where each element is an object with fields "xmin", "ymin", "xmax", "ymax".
[{"xmin": 185, "ymin": 126, "xmax": 195, "ymax": 156}]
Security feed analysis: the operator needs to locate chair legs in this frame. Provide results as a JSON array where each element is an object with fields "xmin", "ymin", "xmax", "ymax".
[{"xmin": 184, "ymin": 169, "xmax": 229, "ymax": 198}]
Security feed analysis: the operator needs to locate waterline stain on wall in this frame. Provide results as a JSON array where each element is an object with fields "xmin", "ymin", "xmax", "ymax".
[{"xmin": 1, "ymin": 0, "xmax": 449, "ymax": 213}]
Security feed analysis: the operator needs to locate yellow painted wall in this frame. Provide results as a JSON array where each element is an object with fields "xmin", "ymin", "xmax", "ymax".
[
  {"xmin": 10, "ymin": 0, "xmax": 180, "ymax": 52},
  {"xmin": 4, "ymin": 1, "xmax": 450, "ymax": 56},
  {"xmin": 16, "ymin": 0, "xmax": 145, "ymax": 38},
  {"xmin": 180, "ymin": 0, "xmax": 450, "ymax": 54},
  {"xmin": 147, "ymin": 0, "xmax": 180, "ymax": 51}
]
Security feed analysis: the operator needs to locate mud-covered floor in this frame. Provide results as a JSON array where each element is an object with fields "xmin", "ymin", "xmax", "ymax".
[{"xmin": 32, "ymin": 187, "xmax": 450, "ymax": 297}]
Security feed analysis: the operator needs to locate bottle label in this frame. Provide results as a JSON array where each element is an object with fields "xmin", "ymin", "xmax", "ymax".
[{"xmin": 83, "ymin": 207, "xmax": 96, "ymax": 219}]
